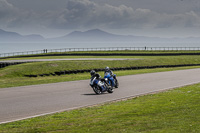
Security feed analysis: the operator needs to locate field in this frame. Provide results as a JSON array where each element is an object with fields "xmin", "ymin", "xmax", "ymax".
[
  {"xmin": 0, "ymin": 50, "xmax": 200, "ymax": 132},
  {"xmin": 0, "ymin": 83, "xmax": 199, "ymax": 132},
  {"xmin": 1, "ymin": 53, "xmax": 200, "ymax": 88}
]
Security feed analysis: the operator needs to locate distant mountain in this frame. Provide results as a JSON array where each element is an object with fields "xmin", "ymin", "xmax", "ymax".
[
  {"xmin": 53, "ymin": 29, "xmax": 120, "ymax": 42},
  {"xmin": 0, "ymin": 29, "xmax": 23, "ymax": 41},
  {"xmin": 52, "ymin": 29, "xmax": 176, "ymax": 42},
  {"xmin": 0, "ymin": 29, "xmax": 44, "ymax": 42},
  {"xmin": 67, "ymin": 29, "xmax": 118, "ymax": 38},
  {"xmin": 1, "ymin": 28, "xmax": 200, "ymax": 43},
  {"xmin": 24, "ymin": 34, "xmax": 44, "ymax": 41}
]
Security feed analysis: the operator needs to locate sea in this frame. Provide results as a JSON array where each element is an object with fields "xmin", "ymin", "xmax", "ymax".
[{"xmin": 1, "ymin": 42, "xmax": 200, "ymax": 54}]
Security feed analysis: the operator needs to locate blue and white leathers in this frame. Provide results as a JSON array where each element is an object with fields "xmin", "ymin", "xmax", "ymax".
[
  {"xmin": 90, "ymin": 76, "xmax": 113, "ymax": 94},
  {"xmin": 104, "ymin": 72, "xmax": 115, "ymax": 87}
]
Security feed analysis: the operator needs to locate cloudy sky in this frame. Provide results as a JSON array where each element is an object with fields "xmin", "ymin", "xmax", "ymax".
[{"xmin": 1, "ymin": 0, "xmax": 200, "ymax": 38}]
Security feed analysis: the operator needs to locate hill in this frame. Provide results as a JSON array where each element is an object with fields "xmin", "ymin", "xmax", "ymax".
[
  {"xmin": 53, "ymin": 29, "xmax": 154, "ymax": 42},
  {"xmin": 1, "ymin": 28, "xmax": 200, "ymax": 43},
  {"xmin": 0, "ymin": 29, "xmax": 44, "ymax": 42}
]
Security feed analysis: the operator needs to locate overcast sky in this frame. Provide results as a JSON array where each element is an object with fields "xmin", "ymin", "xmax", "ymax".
[{"xmin": 1, "ymin": 0, "xmax": 200, "ymax": 38}]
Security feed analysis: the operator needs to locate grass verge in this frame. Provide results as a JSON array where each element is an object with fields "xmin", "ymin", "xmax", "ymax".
[
  {"xmin": 3, "ymin": 55, "xmax": 200, "ymax": 76},
  {"xmin": 0, "ymin": 82, "xmax": 199, "ymax": 132},
  {"xmin": 1, "ymin": 54, "xmax": 200, "ymax": 88},
  {"xmin": 0, "ymin": 66, "xmax": 200, "ymax": 88}
]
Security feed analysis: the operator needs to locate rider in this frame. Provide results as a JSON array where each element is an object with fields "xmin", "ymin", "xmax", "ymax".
[
  {"xmin": 90, "ymin": 70, "xmax": 101, "ymax": 80},
  {"xmin": 104, "ymin": 66, "xmax": 114, "ymax": 78},
  {"xmin": 104, "ymin": 66, "xmax": 116, "ymax": 86},
  {"xmin": 90, "ymin": 70, "xmax": 110, "ymax": 89}
]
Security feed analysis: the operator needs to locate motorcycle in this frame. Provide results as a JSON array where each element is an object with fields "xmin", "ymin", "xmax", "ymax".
[
  {"xmin": 104, "ymin": 72, "xmax": 119, "ymax": 88},
  {"xmin": 90, "ymin": 77, "xmax": 113, "ymax": 94}
]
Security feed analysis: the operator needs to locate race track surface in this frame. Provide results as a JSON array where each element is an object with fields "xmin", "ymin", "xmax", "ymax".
[{"xmin": 1, "ymin": 68, "xmax": 200, "ymax": 124}]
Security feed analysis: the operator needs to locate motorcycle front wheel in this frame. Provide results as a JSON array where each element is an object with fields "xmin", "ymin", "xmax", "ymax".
[
  {"xmin": 107, "ymin": 88, "xmax": 113, "ymax": 93},
  {"xmin": 93, "ymin": 86, "xmax": 102, "ymax": 94},
  {"xmin": 107, "ymin": 85, "xmax": 113, "ymax": 93},
  {"xmin": 115, "ymin": 79, "xmax": 119, "ymax": 88}
]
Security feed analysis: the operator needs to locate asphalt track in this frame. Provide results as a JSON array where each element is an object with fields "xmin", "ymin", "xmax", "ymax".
[{"xmin": 1, "ymin": 68, "xmax": 200, "ymax": 124}]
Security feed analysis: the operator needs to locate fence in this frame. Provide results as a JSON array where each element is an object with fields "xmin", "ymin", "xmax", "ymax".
[{"xmin": 1, "ymin": 47, "xmax": 200, "ymax": 58}]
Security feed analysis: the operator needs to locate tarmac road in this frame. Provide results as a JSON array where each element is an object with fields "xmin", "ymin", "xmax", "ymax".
[{"xmin": 1, "ymin": 68, "xmax": 200, "ymax": 124}]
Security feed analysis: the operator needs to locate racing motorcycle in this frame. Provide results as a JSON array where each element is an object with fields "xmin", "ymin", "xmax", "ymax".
[
  {"xmin": 104, "ymin": 72, "xmax": 119, "ymax": 88},
  {"xmin": 90, "ymin": 77, "xmax": 113, "ymax": 94}
]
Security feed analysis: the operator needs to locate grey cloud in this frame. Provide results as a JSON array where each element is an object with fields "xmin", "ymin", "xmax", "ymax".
[
  {"xmin": 0, "ymin": 0, "xmax": 32, "ymax": 28},
  {"xmin": 50, "ymin": 0, "xmax": 200, "ymax": 30},
  {"xmin": 2, "ymin": 0, "xmax": 200, "ymax": 35},
  {"xmin": 184, "ymin": 11, "xmax": 200, "ymax": 27},
  {"xmin": 50, "ymin": 0, "xmax": 155, "ymax": 29},
  {"xmin": 0, "ymin": 0, "xmax": 16, "ymax": 20},
  {"xmin": 0, "ymin": 0, "xmax": 13, "ymax": 12},
  {"xmin": 7, "ymin": 11, "xmax": 38, "ymax": 28},
  {"xmin": 155, "ymin": 11, "xmax": 200, "ymax": 29}
]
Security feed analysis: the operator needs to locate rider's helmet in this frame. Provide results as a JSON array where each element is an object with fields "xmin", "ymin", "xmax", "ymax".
[
  {"xmin": 105, "ymin": 66, "xmax": 110, "ymax": 72},
  {"xmin": 90, "ymin": 70, "xmax": 96, "ymax": 76}
]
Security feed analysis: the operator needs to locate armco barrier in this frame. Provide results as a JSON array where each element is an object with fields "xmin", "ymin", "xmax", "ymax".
[
  {"xmin": 1, "ymin": 46, "xmax": 200, "ymax": 58},
  {"xmin": 24, "ymin": 64, "xmax": 200, "ymax": 77},
  {"xmin": 2, "ymin": 52, "xmax": 200, "ymax": 60}
]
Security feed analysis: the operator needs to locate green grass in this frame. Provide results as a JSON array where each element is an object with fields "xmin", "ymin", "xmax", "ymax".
[
  {"xmin": 2, "ymin": 55, "xmax": 200, "ymax": 77},
  {"xmin": 0, "ymin": 83, "xmax": 199, "ymax": 133},
  {"xmin": 1, "ymin": 55, "xmax": 200, "ymax": 88},
  {"xmin": 0, "ymin": 66, "xmax": 200, "ymax": 88},
  {"xmin": 0, "ymin": 56, "xmax": 140, "ymax": 61},
  {"xmin": 0, "ymin": 52, "xmax": 200, "ymax": 132}
]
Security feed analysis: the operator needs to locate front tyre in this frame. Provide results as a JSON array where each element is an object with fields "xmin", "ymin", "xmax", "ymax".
[
  {"xmin": 93, "ymin": 86, "xmax": 102, "ymax": 94},
  {"xmin": 107, "ymin": 86, "xmax": 113, "ymax": 93},
  {"xmin": 115, "ymin": 79, "xmax": 119, "ymax": 88}
]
